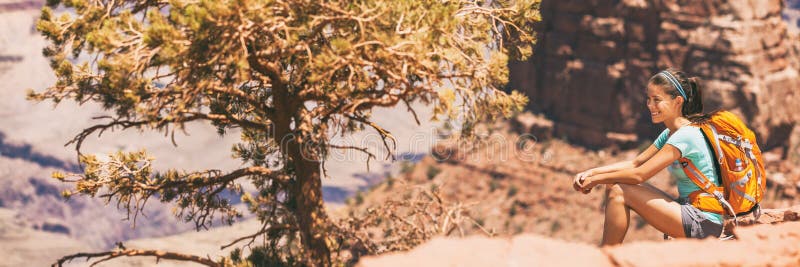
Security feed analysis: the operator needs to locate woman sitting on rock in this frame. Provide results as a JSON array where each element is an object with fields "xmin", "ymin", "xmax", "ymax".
[{"xmin": 573, "ymin": 69, "xmax": 722, "ymax": 245}]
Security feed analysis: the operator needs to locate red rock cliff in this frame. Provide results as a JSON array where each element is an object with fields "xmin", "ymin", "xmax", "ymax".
[{"xmin": 510, "ymin": 0, "xmax": 800, "ymax": 153}]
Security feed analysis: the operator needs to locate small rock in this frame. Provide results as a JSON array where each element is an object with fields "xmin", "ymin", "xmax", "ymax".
[
  {"xmin": 511, "ymin": 112, "xmax": 554, "ymax": 141},
  {"xmin": 784, "ymin": 186, "xmax": 797, "ymax": 198},
  {"xmin": 771, "ymin": 172, "xmax": 787, "ymax": 186}
]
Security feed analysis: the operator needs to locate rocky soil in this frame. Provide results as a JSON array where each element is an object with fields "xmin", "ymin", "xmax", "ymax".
[{"xmin": 358, "ymin": 207, "xmax": 800, "ymax": 267}]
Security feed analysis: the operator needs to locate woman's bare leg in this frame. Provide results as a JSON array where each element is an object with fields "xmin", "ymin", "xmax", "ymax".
[
  {"xmin": 601, "ymin": 184, "xmax": 631, "ymax": 245},
  {"xmin": 601, "ymin": 183, "xmax": 685, "ymax": 246}
]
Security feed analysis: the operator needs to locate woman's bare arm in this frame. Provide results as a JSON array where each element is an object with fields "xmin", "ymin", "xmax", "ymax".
[
  {"xmin": 572, "ymin": 144, "xmax": 661, "ymax": 191},
  {"xmin": 579, "ymin": 144, "xmax": 681, "ymax": 191},
  {"xmin": 584, "ymin": 144, "xmax": 660, "ymax": 175}
]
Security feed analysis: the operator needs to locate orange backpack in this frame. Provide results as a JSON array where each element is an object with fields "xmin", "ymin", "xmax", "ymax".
[{"xmin": 680, "ymin": 110, "xmax": 766, "ymax": 219}]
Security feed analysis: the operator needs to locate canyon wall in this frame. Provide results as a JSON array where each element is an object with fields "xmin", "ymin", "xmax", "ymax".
[{"xmin": 510, "ymin": 0, "xmax": 800, "ymax": 155}]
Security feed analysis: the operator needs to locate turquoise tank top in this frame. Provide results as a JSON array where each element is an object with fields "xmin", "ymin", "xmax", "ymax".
[{"xmin": 654, "ymin": 126, "xmax": 723, "ymax": 224}]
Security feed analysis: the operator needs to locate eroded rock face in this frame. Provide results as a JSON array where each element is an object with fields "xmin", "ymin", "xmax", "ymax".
[
  {"xmin": 510, "ymin": 0, "xmax": 800, "ymax": 152},
  {"xmin": 785, "ymin": 0, "xmax": 800, "ymax": 33},
  {"xmin": 358, "ymin": 206, "xmax": 800, "ymax": 267},
  {"xmin": 0, "ymin": 1, "xmax": 41, "ymax": 12}
]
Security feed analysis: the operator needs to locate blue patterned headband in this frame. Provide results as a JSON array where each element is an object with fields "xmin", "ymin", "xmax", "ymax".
[{"xmin": 658, "ymin": 71, "xmax": 687, "ymax": 100}]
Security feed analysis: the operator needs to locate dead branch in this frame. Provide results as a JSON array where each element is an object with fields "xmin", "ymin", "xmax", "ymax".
[
  {"xmin": 52, "ymin": 248, "xmax": 220, "ymax": 267},
  {"xmin": 221, "ymin": 224, "xmax": 296, "ymax": 250},
  {"xmin": 344, "ymin": 114, "xmax": 397, "ymax": 160},
  {"xmin": 328, "ymin": 144, "xmax": 377, "ymax": 171}
]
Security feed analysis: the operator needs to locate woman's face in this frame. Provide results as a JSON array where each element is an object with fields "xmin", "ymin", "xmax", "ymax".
[{"xmin": 646, "ymin": 84, "xmax": 683, "ymax": 124}]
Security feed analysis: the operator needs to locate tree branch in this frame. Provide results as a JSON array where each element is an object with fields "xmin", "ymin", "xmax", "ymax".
[
  {"xmin": 220, "ymin": 223, "xmax": 296, "ymax": 250},
  {"xmin": 328, "ymin": 144, "xmax": 377, "ymax": 171},
  {"xmin": 247, "ymin": 55, "xmax": 288, "ymax": 92},
  {"xmin": 66, "ymin": 112, "xmax": 270, "ymax": 157},
  {"xmin": 344, "ymin": 114, "xmax": 397, "ymax": 160},
  {"xmin": 53, "ymin": 247, "xmax": 220, "ymax": 267},
  {"xmin": 154, "ymin": 166, "xmax": 283, "ymax": 191}
]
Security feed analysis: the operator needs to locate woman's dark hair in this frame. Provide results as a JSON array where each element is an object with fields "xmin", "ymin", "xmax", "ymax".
[{"xmin": 649, "ymin": 69, "xmax": 713, "ymax": 123}]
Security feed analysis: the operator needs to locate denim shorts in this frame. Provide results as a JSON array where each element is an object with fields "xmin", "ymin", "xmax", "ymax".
[{"xmin": 677, "ymin": 198, "xmax": 723, "ymax": 239}]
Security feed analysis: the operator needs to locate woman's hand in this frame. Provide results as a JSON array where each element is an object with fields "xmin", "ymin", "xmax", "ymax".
[
  {"xmin": 578, "ymin": 176, "xmax": 597, "ymax": 194},
  {"xmin": 573, "ymin": 170, "xmax": 594, "ymax": 193}
]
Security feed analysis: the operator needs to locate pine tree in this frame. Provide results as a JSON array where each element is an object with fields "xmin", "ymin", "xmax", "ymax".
[{"xmin": 33, "ymin": 0, "xmax": 539, "ymax": 265}]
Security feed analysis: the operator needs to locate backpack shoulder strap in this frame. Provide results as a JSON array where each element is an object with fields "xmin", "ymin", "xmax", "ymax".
[
  {"xmin": 680, "ymin": 157, "xmax": 736, "ymax": 216},
  {"xmin": 678, "ymin": 157, "xmax": 717, "ymax": 194},
  {"xmin": 697, "ymin": 124, "xmax": 723, "ymax": 186}
]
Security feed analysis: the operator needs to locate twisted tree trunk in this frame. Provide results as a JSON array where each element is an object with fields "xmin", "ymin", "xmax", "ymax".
[
  {"xmin": 289, "ymin": 148, "xmax": 331, "ymax": 266},
  {"xmin": 272, "ymin": 81, "xmax": 331, "ymax": 266}
]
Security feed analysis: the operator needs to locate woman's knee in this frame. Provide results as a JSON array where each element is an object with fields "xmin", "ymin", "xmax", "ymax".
[{"xmin": 607, "ymin": 184, "xmax": 625, "ymax": 203}]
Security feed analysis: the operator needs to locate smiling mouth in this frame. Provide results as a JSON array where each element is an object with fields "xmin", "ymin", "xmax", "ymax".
[{"xmin": 651, "ymin": 112, "xmax": 661, "ymax": 116}]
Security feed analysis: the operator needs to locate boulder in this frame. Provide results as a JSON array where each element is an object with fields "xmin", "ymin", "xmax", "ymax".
[
  {"xmin": 510, "ymin": 112, "xmax": 554, "ymax": 141},
  {"xmin": 606, "ymin": 221, "xmax": 800, "ymax": 267},
  {"xmin": 357, "ymin": 235, "xmax": 614, "ymax": 267},
  {"xmin": 359, "ymin": 208, "xmax": 800, "ymax": 267}
]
